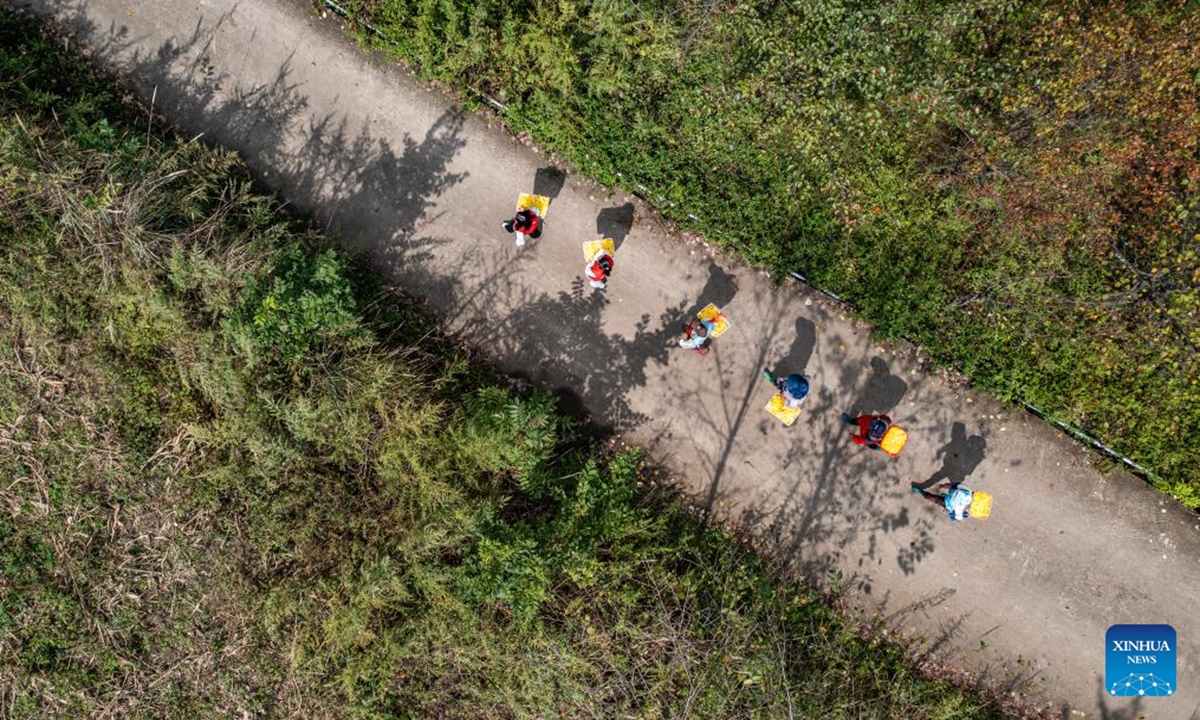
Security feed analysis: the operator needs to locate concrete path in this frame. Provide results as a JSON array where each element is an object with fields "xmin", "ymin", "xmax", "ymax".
[{"xmin": 20, "ymin": 0, "xmax": 1200, "ymax": 716}]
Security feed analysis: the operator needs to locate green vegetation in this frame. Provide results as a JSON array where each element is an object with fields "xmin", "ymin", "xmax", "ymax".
[
  {"xmin": 331, "ymin": 0, "xmax": 1200, "ymax": 503},
  {"xmin": 0, "ymin": 11, "xmax": 1007, "ymax": 717}
]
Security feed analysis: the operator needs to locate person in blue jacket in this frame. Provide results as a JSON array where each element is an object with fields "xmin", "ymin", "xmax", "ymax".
[{"xmin": 763, "ymin": 370, "xmax": 810, "ymax": 408}]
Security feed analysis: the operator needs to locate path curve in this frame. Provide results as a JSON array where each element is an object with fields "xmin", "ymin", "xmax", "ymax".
[{"xmin": 21, "ymin": 0, "xmax": 1200, "ymax": 715}]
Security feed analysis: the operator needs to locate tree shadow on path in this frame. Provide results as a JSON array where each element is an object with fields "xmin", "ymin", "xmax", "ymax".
[
  {"xmin": 476, "ymin": 276, "xmax": 683, "ymax": 434},
  {"xmin": 47, "ymin": 0, "xmax": 470, "ymax": 279},
  {"xmin": 732, "ymin": 328, "xmax": 928, "ymax": 588}
]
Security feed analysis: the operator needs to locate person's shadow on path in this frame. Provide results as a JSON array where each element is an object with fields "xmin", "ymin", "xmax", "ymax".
[
  {"xmin": 533, "ymin": 166, "xmax": 566, "ymax": 204},
  {"xmin": 690, "ymin": 260, "xmax": 739, "ymax": 316},
  {"xmin": 916, "ymin": 422, "xmax": 986, "ymax": 489},
  {"xmin": 854, "ymin": 356, "xmax": 908, "ymax": 414},
  {"xmin": 596, "ymin": 203, "xmax": 635, "ymax": 251},
  {"xmin": 775, "ymin": 317, "xmax": 817, "ymax": 375}
]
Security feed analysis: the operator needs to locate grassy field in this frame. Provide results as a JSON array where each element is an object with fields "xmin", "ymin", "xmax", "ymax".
[
  {"xmin": 328, "ymin": 0, "xmax": 1200, "ymax": 504},
  {"xmin": 0, "ymin": 10, "xmax": 1022, "ymax": 718}
]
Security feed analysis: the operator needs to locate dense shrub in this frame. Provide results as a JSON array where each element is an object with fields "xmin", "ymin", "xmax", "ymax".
[
  {"xmin": 334, "ymin": 0, "xmax": 1200, "ymax": 502},
  {"xmin": 238, "ymin": 245, "xmax": 367, "ymax": 364}
]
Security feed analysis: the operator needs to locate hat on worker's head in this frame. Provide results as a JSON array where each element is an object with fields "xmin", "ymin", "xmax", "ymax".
[
  {"xmin": 783, "ymin": 374, "xmax": 809, "ymax": 400},
  {"xmin": 868, "ymin": 417, "xmax": 890, "ymax": 438}
]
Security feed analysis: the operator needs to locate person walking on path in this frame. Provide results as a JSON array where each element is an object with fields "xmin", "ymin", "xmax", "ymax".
[
  {"xmin": 764, "ymin": 370, "xmax": 810, "ymax": 409},
  {"xmin": 502, "ymin": 207, "xmax": 543, "ymax": 247},
  {"xmin": 585, "ymin": 248, "xmax": 614, "ymax": 289},
  {"xmin": 843, "ymin": 412, "xmax": 891, "ymax": 450},
  {"xmin": 911, "ymin": 482, "xmax": 991, "ymax": 522},
  {"xmin": 679, "ymin": 317, "xmax": 716, "ymax": 353}
]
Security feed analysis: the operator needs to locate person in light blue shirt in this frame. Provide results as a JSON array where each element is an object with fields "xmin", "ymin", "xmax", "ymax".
[
  {"xmin": 679, "ymin": 318, "xmax": 716, "ymax": 353},
  {"xmin": 912, "ymin": 483, "xmax": 974, "ymax": 522}
]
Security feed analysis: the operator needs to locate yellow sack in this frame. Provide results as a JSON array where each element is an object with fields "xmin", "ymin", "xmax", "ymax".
[
  {"xmin": 879, "ymin": 425, "xmax": 908, "ymax": 456},
  {"xmin": 697, "ymin": 303, "xmax": 731, "ymax": 338},
  {"xmin": 969, "ymin": 491, "xmax": 992, "ymax": 519},
  {"xmin": 765, "ymin": 393, "xmax": 802, "ymax": 427},
  {"xmin": 517, "ymin": 193, "xmax": 551, "ymax": 217},
  {"xmin": 582, "ymin": 238, "xmax": 615, "ymax": 261}
]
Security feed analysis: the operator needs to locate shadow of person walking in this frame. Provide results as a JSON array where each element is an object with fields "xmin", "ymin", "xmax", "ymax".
[
  {"xmin": 854, "ymin": 356, "xmax": 908, "ymax": 414},
  {"xmin": 917, "ymin": 421, "xmax": 987, "ymax": 489},
  {"xmin": 596, "ymin": 203, "xmax": 635, "ymax": 251},
  {"xmin": 776, "ymin": 317, "xmax": 817, "ymax": 375},
  {"xmin": 533, "ymin": 165, "xmax": 567, "ymax": 203},
  {"xmin": 692, "ymin": 260, "xmax": 739, "ymax": 313}
]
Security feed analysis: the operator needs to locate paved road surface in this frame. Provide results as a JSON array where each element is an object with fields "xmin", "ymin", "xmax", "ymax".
[{"xmin": 20, "ymin": 0, "xmax": 1200, "ymax": 716}]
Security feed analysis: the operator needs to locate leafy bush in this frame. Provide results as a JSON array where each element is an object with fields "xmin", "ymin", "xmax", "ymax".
[{"xmin": 235, "ymin": 244, "xmax": 370, "ymax": 366}]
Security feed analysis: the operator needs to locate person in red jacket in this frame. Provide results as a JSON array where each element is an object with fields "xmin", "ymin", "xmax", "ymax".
[
  {"xmin": 844, "ymin": 413, "xmax": 891, "ymax": 450},
  {"xmin": 502, "ymin": 207, "xmax": 543, "ymax": 246},
  {"xmin": 585, "ymin": 249, "xmax": 614, "ymax": 289}
]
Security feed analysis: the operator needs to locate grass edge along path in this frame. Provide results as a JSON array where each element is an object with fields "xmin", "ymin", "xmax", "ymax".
[
  {"xmin": 0, "ymin": 8, "xmax": 1037, "ymax": 717},
  {"xmin": 317, "ymin": 0, "xmax": 1200, "ymax": 506}
]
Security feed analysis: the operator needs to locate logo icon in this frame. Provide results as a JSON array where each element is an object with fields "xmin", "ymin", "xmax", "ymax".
[{"xmin": 1106, "ymin": 624, "xmax": 1176, "ymax": 697}]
